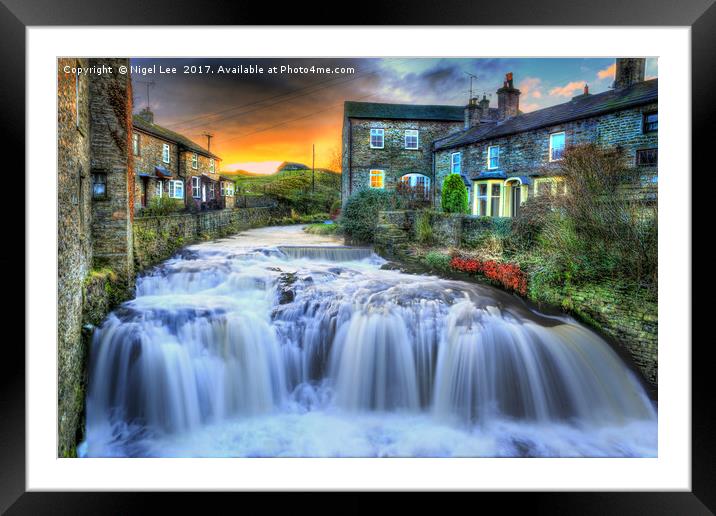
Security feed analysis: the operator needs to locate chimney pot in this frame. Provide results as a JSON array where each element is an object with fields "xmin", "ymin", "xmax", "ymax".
[{"xmin": 497, "ymin": 72, "xmax": 520, "ymax": 120}]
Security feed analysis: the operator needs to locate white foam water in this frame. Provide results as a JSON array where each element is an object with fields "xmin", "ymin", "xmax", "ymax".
[{"xmin": 79, "ymin": 225, "xmax": 657, "ymax": 458}]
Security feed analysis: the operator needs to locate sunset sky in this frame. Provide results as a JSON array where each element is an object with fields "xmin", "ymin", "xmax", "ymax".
[{"xmin": 129, "ymin": 58, "xmax": 658, "ymax": 174}]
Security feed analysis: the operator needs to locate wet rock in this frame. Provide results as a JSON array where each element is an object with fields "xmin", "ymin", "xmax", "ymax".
[{"xmin": 277, "ymin": 272, "xmax": 298, "ymax": 304}]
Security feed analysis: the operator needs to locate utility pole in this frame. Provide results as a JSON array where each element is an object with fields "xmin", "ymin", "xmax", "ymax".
[
  {"xmin": 312, "ymin": 144, "xmax": 316, "ymax": 194},
  {"xmin": 203, "ymin": 132, "xmax": 214, "ymax": 152}
]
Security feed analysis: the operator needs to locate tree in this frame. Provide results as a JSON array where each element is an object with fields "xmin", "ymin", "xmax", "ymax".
[{"xmin": 441, "ymin": 174, "xmax": 469, "ymax": 213}]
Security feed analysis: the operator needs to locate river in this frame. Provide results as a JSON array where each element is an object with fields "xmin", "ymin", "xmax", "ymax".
[{"xmin": 79, "ymin": 225, "xmax": 657, "ymax": 458}]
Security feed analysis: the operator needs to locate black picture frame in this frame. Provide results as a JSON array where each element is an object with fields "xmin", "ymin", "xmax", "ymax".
[{"xmin": 3, "ymin": 0, "xmax": 710, "ymax": 512}]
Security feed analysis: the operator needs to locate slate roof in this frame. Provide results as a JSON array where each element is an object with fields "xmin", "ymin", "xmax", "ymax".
[
  {"xmin": 345, "ymin": 101, "xmax": 464, "ymax": 121},
  {"xmin": 133, "ymin": 115, "xmax": 221, "ymax": 160},
  {"xmin": 434, "ymin": 79, "xmax": 657, "ymax": 150}
]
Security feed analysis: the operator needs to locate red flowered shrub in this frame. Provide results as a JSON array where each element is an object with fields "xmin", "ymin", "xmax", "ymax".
[{"xmin": 450, "ymin": 256, "xmax": 528, "ymax": 296}]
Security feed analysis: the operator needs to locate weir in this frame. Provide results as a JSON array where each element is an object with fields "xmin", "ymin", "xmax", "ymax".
[{"xmin": 80, "ymin": 225, "xmax": 657, "ymax": 458}]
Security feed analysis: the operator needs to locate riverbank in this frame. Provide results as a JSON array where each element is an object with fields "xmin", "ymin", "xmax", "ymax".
[{"xmin": 372, "ymin": 210, "xmax": 658, "ymax": 387}]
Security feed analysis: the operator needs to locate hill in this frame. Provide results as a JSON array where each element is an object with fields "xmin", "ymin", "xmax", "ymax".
[{"xmin": 233, "ymin": 167, "xmax": 341, "ymax": 214}]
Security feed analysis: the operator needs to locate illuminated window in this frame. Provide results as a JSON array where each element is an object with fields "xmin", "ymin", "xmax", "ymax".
[
  {"xmin": 209, "ymin": 158, "xmax": 215, "ymax": 173},
  {"xmin": 91, "ymin": 172, "xmax": 107, "ymax": 199},
  {"xmin": 192, "ymin": 153, "xmax": 198, "ymax": 169},
  {"xmin": 404, "ymin": 130, "xmax": 419, "ymax": 149},
  {"xmin": 162, "ymin": 143, "xmax": 170, "ymax": 163},
  {"xmin": 370, "ymin": 129, "xmax": 384, "ymax": 149},
  {"xmin": 549, "ymin": 132, "xmax": 565, "ymax": 161},
  {"xmin": 451, "ymin": 152, "xmax": 461, "ymax": 174},
  {"xmin": 488, "ymin": 145, "xmax": 500, "ymax": 170},
  {"xmin": 369, "ymin": 169, "xmax": 385, "ymax": 188}
]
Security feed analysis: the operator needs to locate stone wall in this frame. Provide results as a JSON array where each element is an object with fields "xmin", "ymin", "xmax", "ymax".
[
  {"xmin": 342, "ymin": 117, "xmax": 462, "ymax": 203},
  {"xmin": 89, "ymin": 58, "xmax": 135, "ymax": 282},
  {"xmin": 57, "ymin": 57, "xmax": 93, "ymax": 457},
  {"xmin": 133, "ymin": 206, "xmax": 288, "ymax": 271}
]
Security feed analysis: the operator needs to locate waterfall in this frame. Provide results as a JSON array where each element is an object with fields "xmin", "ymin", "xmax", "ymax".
[{"xmin": 81, "ymin": 225, "xmax": 656, "ymax": 458}]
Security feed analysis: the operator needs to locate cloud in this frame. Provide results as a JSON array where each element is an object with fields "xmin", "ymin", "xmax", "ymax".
[
  {"xmin": 520, "ymin": 102, "xmax": 541, "ymax": 113},
  {"xmin": 597, "ymin": 63, "xmax": 616, "ymax": 80},
  {"xmin": 549, "ymin": 80, "xmax": 587, "ymax": 98},
  {"xmin": 518, "ymin": 77, "xmax": 543, "ymax": 99}
]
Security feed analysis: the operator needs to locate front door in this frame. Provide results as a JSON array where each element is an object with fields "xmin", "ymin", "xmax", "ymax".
[{"xmin": 511, "ymin": 185, "xmax": 521, "ymax": 217}]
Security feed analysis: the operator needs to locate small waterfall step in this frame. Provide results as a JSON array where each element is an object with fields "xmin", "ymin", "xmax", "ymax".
[{"xmin": 277, "ymin": 245, "xmax": 374, "ymax": 262}]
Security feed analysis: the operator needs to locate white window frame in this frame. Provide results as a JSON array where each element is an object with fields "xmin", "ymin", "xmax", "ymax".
[
  {"xmin": 370, "ymin": 129, "xmax": 384, "ymax": 149},
  {"xmin": 226, "ymin": 182, "xmax": 234, "ymax": 196},
  {"xmin": 209, "ymin": 158, "xmax": 215, "ymax": 173},
  {"xmin": 162, "ymin": 143, "xmax": 170, "ymax": 164},
  {"xmin": 155, "ymin": 181, "xmax": 163, "ymax": 197},
  {"xmin": 132, "ymin": 133, "xmax": 140, "ymax": 156},
  {"xmin": 404, "ymin": 130, "xmax": 419, "ymax": 150},
  {"xmin": 168, "ymin": 180, "xmax": 184, "ymax": 199},
  {"xmin": 451, "ymin": 152, "xmax": 461, "ymax": 175},
  {"xmin": 369, "ymin": 169, "xmax": 385, "ymax": 189},
  {"xmin": 191, "ymin": 153, "xmax": 198, "ymax": 169},
  {"xmin": 549, "ymin": 131, "xmax": 566, "ymax": 162},
  {"xmin": 487, "ymin": 145, "xmax": 500, "ymax": 170},
  {"xmin": 191, "ymin": 176, "xmax": 201, "ymax": 199}
]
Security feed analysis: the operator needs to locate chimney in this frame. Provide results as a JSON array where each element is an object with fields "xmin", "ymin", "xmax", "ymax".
[
  {"xmin": 572, "ymin": 84, "xmax": 592, "ymax": 100},
  {"xmin": 614, "ymin": 58, "xmax": 646, "ymax": 90},
  {"xmin": 464, "ymin": 97, "xmax": 481, "ymax": 129},
  {"xmin": 497, "ymin": 72, "xmax": 521, "ymax": 120},
  {"xmin": 479, "ymin": 94, "xmax": 490, "ymax": 114},
  {"xmin": 137, "ymin": 106, "xmax": 154, "ymax": 124}
]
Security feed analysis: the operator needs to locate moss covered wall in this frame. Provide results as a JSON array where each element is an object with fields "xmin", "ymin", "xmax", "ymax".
[{"xmin": 133, "ymin": 206, "xmax": 288, "ymax": 271}]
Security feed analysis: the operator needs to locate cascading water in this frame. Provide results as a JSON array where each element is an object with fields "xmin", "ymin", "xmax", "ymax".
[{"xmin": 80, "ymin": 225, "xmax": 657, "ymax": 458}]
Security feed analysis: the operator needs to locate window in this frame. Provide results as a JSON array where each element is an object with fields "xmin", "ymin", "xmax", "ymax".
[
  {"xmin": 370, "ymin": 129, "xmax": 384, "ymax": 149},
  {"xmin": 636, "ymin": 148, "xmax": 658, "ymax": 167},
  {"xmin": 490, "ymin": 184, "xmax": 501, "ymax": 217},
  {"xmin": 477, "ymin": 183, "xmax": 488, "ymax": 216},
  {"xmin": 549, "ymin": 132, "xmax": 565, "ymax": 161},
  {"xmin": 191, "ymin": 176, "xmax": 201, "ymax": 198},
  {"xmin": 162, "ymin": 143, "xmax": 170, "ymax": 163},
  {"xmin": 209, "ymin": 158, "xmax": 215, "ymax": 173},
  {"xmin": 369, "ymin": 169, "xmax": 385, "ymax": 189},
  {"xmin": 643, "ymin": 112, "xmax": 658, "ymax": 133},
  {"xmin": 155, "ymin": 181, "xmax": 163, "ymax": 197},
  {"xmin": 168, "ymin": 180, "xmax": 184, "ymax": 199},
  {"xmin": 132, "ymin": 133, "xmax": 140, "ymax": 156},
  {"xmin": 191, "ymin": 153, "xmax": 198, "ymax": 169},
  {"xmin": 451, "ymin": 152, "xmax": 461, "ymax": 174},
  {"xmin": 488, "ymin": 145, "xmax": 500, "ymax": 170},
  {"xmin": 221, "ymin": 181, "xmax": 235, "ymax": 196},
  {"xmin": 209, "ymin": 183, "xmax": 215, "ymax": 199},
  {"xmin": 404, "ymin": 130, "xmax": 419, "ymax": 149},
  {"xmin": 91, "ymin": 172, "xmax": 106, "ymax": 199}
]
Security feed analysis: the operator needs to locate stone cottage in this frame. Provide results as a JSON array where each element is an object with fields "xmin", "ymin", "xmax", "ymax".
[
  {"xmin": 341, "ymin": 58, "xmax": 657, "ymax": 216},
  {"xmin": 434, "ymin": 58, "xmax": 657, "ymax": 217},
  {"xmin": 132, "ymin": 109, "xmax": 225, "ymax": 212},
  {"xmin": 341, "ymin": 101, "xmax": 464, "ymax": 205}
]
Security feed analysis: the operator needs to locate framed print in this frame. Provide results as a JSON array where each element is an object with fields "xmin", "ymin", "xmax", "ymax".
[{"xmin": 3, "ymin": 0, "xmax": 712, "ymax": 512}]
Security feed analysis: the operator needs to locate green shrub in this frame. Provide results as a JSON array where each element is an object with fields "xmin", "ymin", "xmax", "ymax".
[
  {"xmin": 141, "ymin": 196, "xmax": 183, "ymax": 217},
  {"xmin": 441, "ymin": 174, "xmax": 468, "ymax": 214},
  {"xmin": 415, "ymin": 210, "xmax": 433, "ymax": 244},
  {"xmin": 304, "ymin": 222, "xmax": 341, "ymax": 236},
  {"xmin": 340, "ymin": 189, "xmax": 401, "ymax": 244},
  {"xmin": 422, "ymin": 251, "xmax": 451, "ymax": 272}
]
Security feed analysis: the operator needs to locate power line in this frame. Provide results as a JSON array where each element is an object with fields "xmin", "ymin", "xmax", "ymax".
[
  {"xmin": 166, "ymin": 58, "xmax": 410, "ymax": 132},
  {"xmin": 218, "ymin": 92, "xmax": 378, "ymax": 145}
]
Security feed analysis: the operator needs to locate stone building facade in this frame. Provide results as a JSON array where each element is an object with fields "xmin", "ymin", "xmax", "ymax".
[
  {"xmin": 341, "ymin": 101, "xmax": 464, "ymax": 204},
  {"xmin": 341, "ymin": 59, "xmax": 657, "ymax": 217},
  {"xmin": 434, "ymin": 58, "xmax": 657, "ymax": 216},
  {"xmin": 57, "ymin": 57, "xmax": 134, "ymax": 456},
  {"xmin": 132, "ymin": 110, "xmax": 224, "ymax": 213}
]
